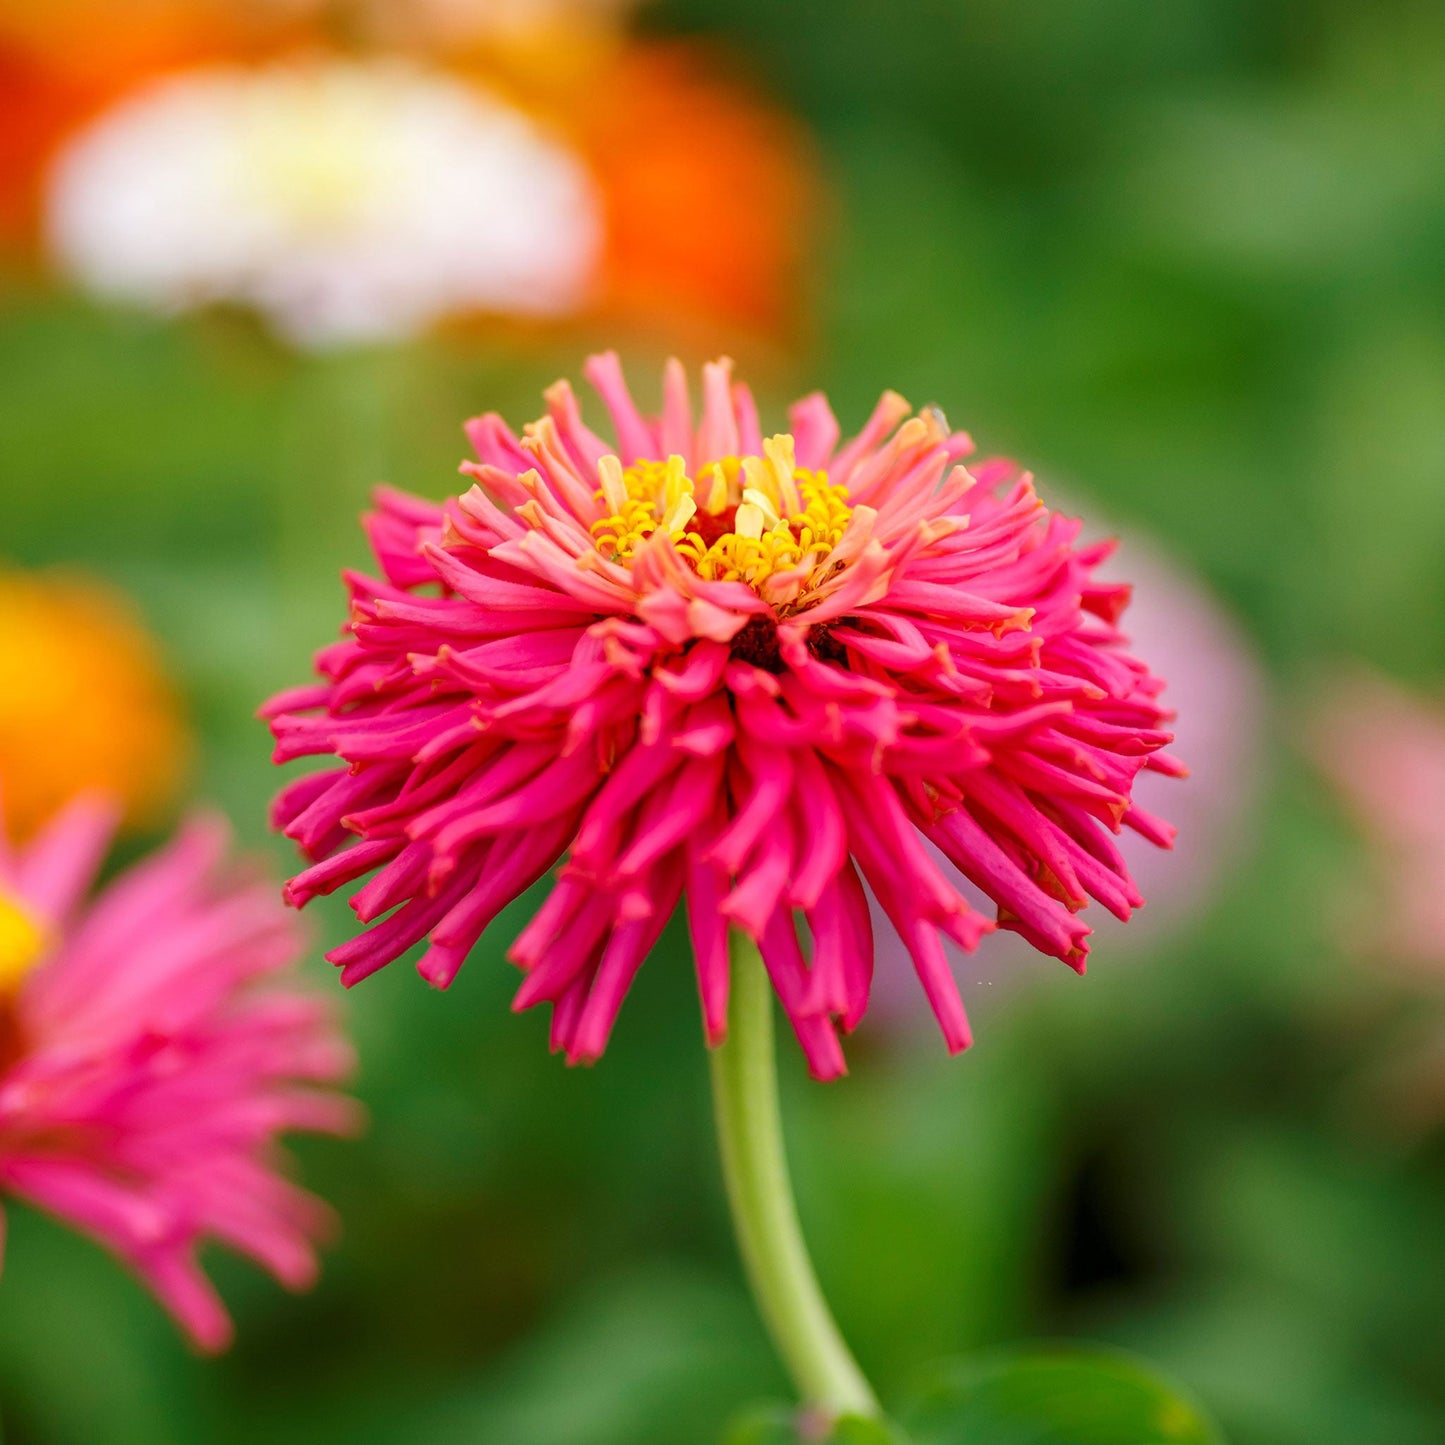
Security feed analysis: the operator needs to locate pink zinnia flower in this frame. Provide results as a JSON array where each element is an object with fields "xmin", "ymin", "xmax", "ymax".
[
  {"xmin": 265, "ymin": 355, "xmax": 1180, "ymax": 1079},
  {"xmin": 0, "ymin": 798, "xmax": 357, "ymax": 1350}
]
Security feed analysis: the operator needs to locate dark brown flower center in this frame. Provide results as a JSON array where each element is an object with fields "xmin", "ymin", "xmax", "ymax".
[{"xmin": 728, "ymin": 617, "xmax": 850, "ymax": 674}]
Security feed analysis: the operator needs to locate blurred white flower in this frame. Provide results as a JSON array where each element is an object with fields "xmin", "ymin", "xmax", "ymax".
[{"xmin": 44, "ymin": 59, "xmax": 603, "ymax": 348}]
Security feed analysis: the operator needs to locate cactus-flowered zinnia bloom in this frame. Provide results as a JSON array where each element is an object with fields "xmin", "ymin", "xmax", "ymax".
[
  {"xmin": 0, "ymin": 798, "xmax": 357, "ymax": 1349},
  {"xmin": 0, "ymin": 568, "xmax": 188, "ymax": 841},
  {"xmin": 266, "ymin": 356, "xmax": 1180, "ymax": 1078}
]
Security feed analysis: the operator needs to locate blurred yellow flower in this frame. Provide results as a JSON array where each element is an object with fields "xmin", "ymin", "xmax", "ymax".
[
  {"xmin": 0, "ymin": 886, "xmax": 48, "ymax": 993},
  {"xmin": 0, "ymin": 569, "xmax": 188, "ymax": 841}
]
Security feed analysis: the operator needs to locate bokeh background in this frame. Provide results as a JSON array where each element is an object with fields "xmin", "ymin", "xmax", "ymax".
[{"xmin": 4, "ymin": 1, "xmax": 1445, "ymax": 1442}]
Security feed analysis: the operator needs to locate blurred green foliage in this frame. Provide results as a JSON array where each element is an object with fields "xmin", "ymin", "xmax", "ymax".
[
  {"xmin": 4, "ymin": 2, "xmax": 1445, "ymax": 1443},
  {"xmin": 903, "ymin": 1348, "xmax": 1221, "ymax": 1445},
  {"xmin": 725, "ymin": 1407, "xmax": 909, "ymax": 1444}
]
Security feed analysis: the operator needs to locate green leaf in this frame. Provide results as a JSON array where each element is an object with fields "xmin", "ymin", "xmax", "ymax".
[
  {"xmin": 723, "ymin": 1407, "xmax": 911, "ymax": 1444},
  {"xmin": 904, "ymin": 1347, "xmax": 1224, "ymax": 1445},
  {"xmin": 832, "ymin": 1415, "xmax": 913, "ymax": 1445},
  {"xmin": 720, "ymin": 1407, "xmax": 799, "ymax": 1445}
]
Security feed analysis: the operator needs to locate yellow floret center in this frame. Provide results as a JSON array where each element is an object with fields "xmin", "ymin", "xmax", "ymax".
[
  {"xmin": 590, "ymin": 434, "xmax": 853, "ymax": 590},
  {"xmin": 0, "ymin": 888, "xmax": 48, "ymax": 995}
]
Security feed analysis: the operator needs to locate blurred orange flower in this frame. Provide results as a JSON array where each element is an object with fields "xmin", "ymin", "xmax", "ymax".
[
  {"xmin": 559, "ymin": 43, "xmax": 818, "ymax": 341},
  {"xmin": 345, "ymin": 0, "xmax": 639, "ymax": 55},
  {"xmin": 1, "ymin": 0, "xmax": 818, "ymax": 347},
  {"xmin": 0, "ymin": 569, "xmax": 189, "ymax": 841},
  {"xmin": 0, "ymin": 0, "xmax": 293, "ymax": 243}
]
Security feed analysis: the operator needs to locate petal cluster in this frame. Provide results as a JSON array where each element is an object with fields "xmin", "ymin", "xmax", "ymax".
[
  {"xmin": 0, "ymin": 800, "xmax": 357, "ymax": 1350},
  {"xmin": 267, "ymin": 355, "xmax": 1180, "ymax": 1078}
]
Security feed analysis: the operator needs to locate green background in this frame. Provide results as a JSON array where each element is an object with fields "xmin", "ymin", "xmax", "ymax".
[{"xmin": 3, "ymin": 2, "xmax": 1445, "ymax": 1441}]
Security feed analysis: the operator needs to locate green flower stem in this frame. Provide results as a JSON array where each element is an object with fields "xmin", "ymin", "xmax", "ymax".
[{"xmin": 709, "ymin": 930, "xmax": 880, "ymax": 1422}]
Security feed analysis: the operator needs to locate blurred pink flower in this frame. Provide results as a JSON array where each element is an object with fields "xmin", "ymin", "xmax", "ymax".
[
  {"xmin": 1093, "ymin": 539, "xmax": 1263, "ymax": 941},
  {"xmin": 0, "ymin": 799, "xmax": 358, "ymax": 1351},
  {"xmin": 265, "ymin": 355, "xmax": 1179, "ymax": 1079},
  {"xmin": 1309, "ymin": 668, "xmax": 1445, "ymax": 972},
  {"xmin": 1307, "ymin": 670, "xmax": 1445, "ymax": 1137}
]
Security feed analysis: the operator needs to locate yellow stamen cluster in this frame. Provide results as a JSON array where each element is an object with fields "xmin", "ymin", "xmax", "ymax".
[
  {"xmin": 0, "ymin": 889, "xmax": 48, "ymax": 995},
  {"xmin": 590, "ymin": 434, "xmax": 854, "ymax": 591}
]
